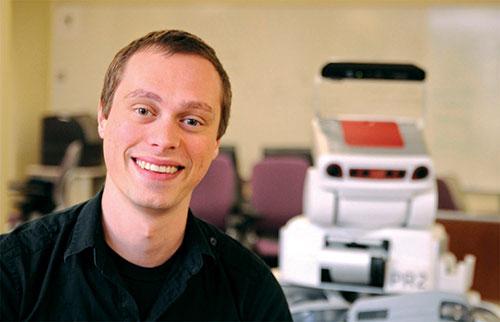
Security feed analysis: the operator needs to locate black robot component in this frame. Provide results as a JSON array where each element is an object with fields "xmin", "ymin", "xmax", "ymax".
[{"xmin": 321, "ymin": 62, "xmax": 426, "ymax": 81}]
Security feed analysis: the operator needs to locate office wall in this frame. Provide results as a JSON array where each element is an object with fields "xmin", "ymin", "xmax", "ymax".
[
  {"xmin": 50, "ymin": 1, "xmax": 500, "ymax": 195},
  {"xmin": 0, "ymin": 1, "xmax": 51, "ymax": 230},
  {"xmin": 0, "ymin": 0, "xmax": 13, "ymax": 233},
  {"xmin": 51, "ymin": 2, "xmax": 428, "ymax": 176},
  {"xmin": 426, "ymin": 8, "xmax": 500, "ymax": 194},
  {"xmin": 11, "ymin": 0, "xmax": 51, "ymax": 178}
]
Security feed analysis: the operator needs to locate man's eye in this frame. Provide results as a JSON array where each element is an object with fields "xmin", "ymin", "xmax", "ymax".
[
  {"xmin": 183, "ymin": 118, "xmax": 201, "ymax": 127},
  {"xmin": 135, "ymin": 107, "xmax": 151, "ymax": 116},
  {"xmin": 136, "ymin": 107, "xmax": 148, "ymax": 115}
]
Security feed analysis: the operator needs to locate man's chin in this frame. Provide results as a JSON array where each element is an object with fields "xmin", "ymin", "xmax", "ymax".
[
  {"xmin": 129, "ymin": 194, "xmax": 187, "ymax": 215},
  {"xmin": 134, "ymin": 200, "xmax": 173, "ymax": 214}
]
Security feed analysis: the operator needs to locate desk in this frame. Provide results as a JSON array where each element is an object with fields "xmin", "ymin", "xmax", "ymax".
[
  {"xmin": 437, "ymin": 210, "xmax": 500, "ymax": 303},
  {"xmin": 26, "ymin": 164, "xmax": 106, "ymax": 206}
]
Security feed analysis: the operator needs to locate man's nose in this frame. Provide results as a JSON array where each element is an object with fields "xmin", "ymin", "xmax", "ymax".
[{"xmin": 147, "ymin": 118, "xmax": 181, "ymax": 150}]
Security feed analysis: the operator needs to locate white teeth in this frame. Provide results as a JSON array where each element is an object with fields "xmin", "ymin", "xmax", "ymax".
[{"xmin": 135, "ymin": 159, "xmax": 179, "ymax": 174}]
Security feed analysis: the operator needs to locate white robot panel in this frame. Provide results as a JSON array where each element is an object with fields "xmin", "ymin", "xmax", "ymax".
[
  {"xmin": 306, "ymin": 116, "xmax": 437, "ymax": 229},
  {"xmin": 280, "ymin": 216, "xmax": 475, "ymax": 296}
]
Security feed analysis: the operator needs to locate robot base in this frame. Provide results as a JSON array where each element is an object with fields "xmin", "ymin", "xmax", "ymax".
[{"xmin": 279, "ymin": 216, "xmax": 475, "ymax": 295}]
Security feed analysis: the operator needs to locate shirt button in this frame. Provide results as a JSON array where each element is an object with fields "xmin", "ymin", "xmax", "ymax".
[{"xmin": 210, "ymin": 237, "xmax": 217, "ymax": 246}]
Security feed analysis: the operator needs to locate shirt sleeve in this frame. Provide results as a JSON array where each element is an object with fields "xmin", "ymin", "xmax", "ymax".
[{"xmin": 244, "ymin": 270, "xmax": 293, "ymax": 322}]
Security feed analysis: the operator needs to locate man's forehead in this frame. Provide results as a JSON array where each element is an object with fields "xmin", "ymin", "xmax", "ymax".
[
  {"xmin": 126, "ymin": 48, "xmax": 210, "ymax": 69},
  {"xmin": 122, "ymin": 49, "xmax": 220, "ymax": 85},
  {"xmin": 115, "ymin": 49, "xmax": 223, "ymax": 115}
]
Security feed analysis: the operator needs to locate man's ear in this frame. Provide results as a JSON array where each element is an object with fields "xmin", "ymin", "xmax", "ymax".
[
  {"xmin": 213, "ymin": 139, "xmax": 221, "ymax": 160},
  {"xmin": 97, "ymin": 102, "xmax": 107, "ymax": 139}
]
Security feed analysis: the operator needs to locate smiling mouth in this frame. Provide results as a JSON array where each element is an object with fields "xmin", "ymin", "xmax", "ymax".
[{"xmin": 134, "ymin": 158, "xmax": 184, "ymax": 174}]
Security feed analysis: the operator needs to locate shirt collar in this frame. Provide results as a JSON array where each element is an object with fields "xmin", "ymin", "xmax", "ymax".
[
  {"xmin": 64, "ymin": 190, "xmax": 104, "ymax": 261},
  {"xmin": 185, "ymin": 210, "xmax": 217, "ymax": 260},
  {"xmin": 63, "ymin": 191, "xmax": 216, "ymax": 262}
]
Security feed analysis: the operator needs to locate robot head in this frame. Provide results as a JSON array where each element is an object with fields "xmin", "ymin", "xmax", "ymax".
[{"xmin": 304, "ymin": 117, "xmax": 437, "ymax": 230}]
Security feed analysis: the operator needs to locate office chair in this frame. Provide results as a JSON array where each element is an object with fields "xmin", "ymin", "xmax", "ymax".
[
  {"xmin": 9, "ymin": 140, "xmax": 83, "ymax": 227},
  {"xmin": 219, "ymin": 145, "xmax": 244, "ymax": 213},
  {"xmin": 190, "ymin": 153, "xmax": 237, "ymax": 230},
  {"xmin": 249, "ymin": 156, "xmax": 309, "ymax": 266},
  {"xmin": 263, "ymin": 147, "xmax": 313, "ymax": 166},
  {"xmin": 437, "ymin": 178, "xmax": 460, "ymax": 211},
  {"xmin": 52, "ymin": 140, "xmax": 84, "ymax": 208}
]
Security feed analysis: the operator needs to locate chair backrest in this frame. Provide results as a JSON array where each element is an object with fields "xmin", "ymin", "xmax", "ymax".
[
  {"xmin": 250, "ymin": 156, "xmax": 309, "ymax": 233},
  {"xmin": 263, "ymin": 147, "xmax": 313, "ymax": 166},
  {"xmin": 190, "ymin": 153, "xmax": 237, "ymax": 229},
  {"xmin": 437, "ymin": 178, "xmax": 460, "ymax": 210},
  {"xmin": 219, "ymin": 145, "xmax": 243, "ymax": 211},
  {"xmin": 219, "ymin": 145, "xmax": 240, "ymax": 175}
]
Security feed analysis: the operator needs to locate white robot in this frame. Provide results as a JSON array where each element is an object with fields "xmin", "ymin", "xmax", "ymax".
[{"xmin": 279, "ymin": 63, "xmax": 486, "ymax": 321}]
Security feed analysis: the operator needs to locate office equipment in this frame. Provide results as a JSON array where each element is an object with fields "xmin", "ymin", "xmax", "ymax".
[
  {"xmin": 42, "ymin": 114, "xmax": 102, "ymax": 166},
  {"xmin": 8, "ymin": 114, "xmax": 106, "ymax": 227},
  {"xmin": 282, "ymin": 285, "xmax": 500, "ymax": 322},
  {"xmin": 9, "ymin": 141, "xmax": 84, "ymax": 226},
  {"xmin": 347, "ymin": 291, "xmax": 499, "ymax": 322}
]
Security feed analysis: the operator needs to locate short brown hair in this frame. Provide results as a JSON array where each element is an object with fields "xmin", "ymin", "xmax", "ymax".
[{"xmin": 100, "ymin": 30, "xmax": 231, "ymax": 139}]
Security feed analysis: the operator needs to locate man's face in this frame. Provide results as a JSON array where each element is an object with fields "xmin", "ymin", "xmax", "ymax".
[{"xmin": 98, "ymin": 49, "xmax": 221, "ymax": 213}]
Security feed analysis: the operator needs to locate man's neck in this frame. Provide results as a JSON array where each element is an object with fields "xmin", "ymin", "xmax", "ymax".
[{"xmin": 100, "ymin": 184, "xmax": 189, "ymax": 268}]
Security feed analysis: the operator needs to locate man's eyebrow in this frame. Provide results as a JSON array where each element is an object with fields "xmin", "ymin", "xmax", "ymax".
[
  {"xmin": 124, "ymin": 89, "xmax": 163, "ymax": 103},
  {"xmin": 181, "ymin": 101, "xmax": 216, "ymax": 115}
]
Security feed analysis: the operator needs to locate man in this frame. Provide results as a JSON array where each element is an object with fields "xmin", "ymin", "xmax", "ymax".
[{"xmin": 0, "ymin": 30, "xmax": 292, "ymax": 321}]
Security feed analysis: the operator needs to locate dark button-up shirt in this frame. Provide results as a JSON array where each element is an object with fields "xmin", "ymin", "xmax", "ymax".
[{"xmin": 0, "ymin": 192, "xmax": 292, "ymax": 321}]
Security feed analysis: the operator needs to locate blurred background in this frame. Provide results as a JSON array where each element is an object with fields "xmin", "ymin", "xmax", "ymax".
[{"xmin": 1, "ymin": 0, "xmax": 499, "ymax": 232}]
